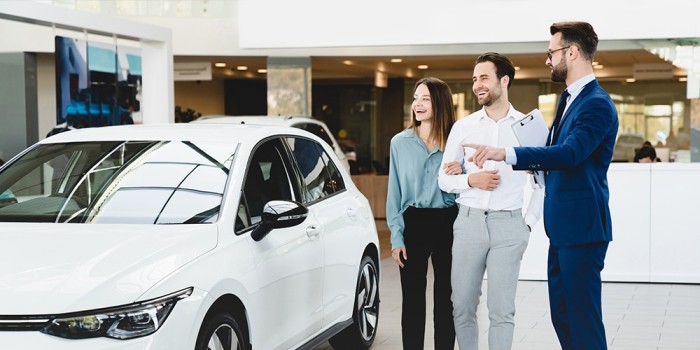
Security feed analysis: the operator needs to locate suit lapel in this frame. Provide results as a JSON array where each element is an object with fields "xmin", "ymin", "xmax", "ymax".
[{"xmin": 552, "ymin": 80, "xmax": 599, "ymax": 144}]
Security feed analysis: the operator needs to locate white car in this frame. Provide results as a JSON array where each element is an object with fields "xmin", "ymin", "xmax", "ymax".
[
  {"xmin": 0, "ymin": 123, "xmax": 380, "ymax": 350},
  {"xmin": 193, "ymin": 115, "xmax": 351, "ymax": 173}
]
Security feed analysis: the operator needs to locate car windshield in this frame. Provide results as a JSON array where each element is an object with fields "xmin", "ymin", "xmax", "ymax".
[{"xmin": 0, "ymin": 140, "xmax": 236, "ymax": 224}]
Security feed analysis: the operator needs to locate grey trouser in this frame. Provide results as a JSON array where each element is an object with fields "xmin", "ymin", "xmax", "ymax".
[{"xmin": 451, "ymin": 205, "xmax": 529, "ymax": 350}]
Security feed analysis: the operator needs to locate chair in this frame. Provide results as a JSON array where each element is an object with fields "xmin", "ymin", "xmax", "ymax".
[
  {"xmin": 266, "ymin": 160, "xmax": 292, "ymax": 201},
  {"xmin": 243, "ymin": 162, "xmax": 269, "ymax": 219}
]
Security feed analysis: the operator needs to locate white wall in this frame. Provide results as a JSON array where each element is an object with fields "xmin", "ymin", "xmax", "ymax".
[
  {"xmin": 238, "ymin": 0, "xmax": 700, "ymax": 50},
  {"xmin": 105, "ymin": 0, "xmax": 696, "ymax": 57},
  {"xmin": 3, "ymin": 1, "xmax": 699, "ymax": 58},
  {"xmin": 520, "ymin": 163, "xmax": 700, "ymax": 283}
]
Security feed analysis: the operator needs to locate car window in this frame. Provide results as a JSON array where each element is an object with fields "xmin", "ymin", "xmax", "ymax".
[
  {"xmin": 238, "ymin": 138, "xmax": 295, "ymax": 231},
  {"xmin": 294, "ymin": 122, "xmax": 334, "ymax": 147},
  {"xmin": 0, "ymin": 141, "xmax": 234, "ymax": 224},
  {"xmin": 284, "ymin": 137, "xmax": 345, "ymax": 204}
]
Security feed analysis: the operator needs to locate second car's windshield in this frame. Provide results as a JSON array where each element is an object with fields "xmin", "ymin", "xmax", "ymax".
[{"xmin": 0, "ymin": 140, "xmax": 235, "ymax": 224}]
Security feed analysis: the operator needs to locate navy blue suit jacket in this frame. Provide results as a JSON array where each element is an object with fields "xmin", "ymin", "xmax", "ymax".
[{"xmin": 513, "ymin": 80, "xmax": 618, "ymax": 246}]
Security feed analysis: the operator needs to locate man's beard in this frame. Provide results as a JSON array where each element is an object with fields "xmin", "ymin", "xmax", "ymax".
[
  {"xmin": 478, "ymin": 89, "xmax": 501, "ymax": 107},
  {"xmin": 551, "ymin": 59, "xmax": 567, "ymax": 82}
]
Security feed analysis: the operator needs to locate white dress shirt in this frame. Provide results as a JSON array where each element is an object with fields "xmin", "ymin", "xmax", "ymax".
[{"xmin": 438, "ymin": 105, "xmax": 544, "ymax": 227}]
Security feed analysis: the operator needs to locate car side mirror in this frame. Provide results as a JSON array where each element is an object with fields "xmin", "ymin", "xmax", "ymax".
[{"xmin": 251, "ymin": 200, "xmax": 308, "ymax": 242}]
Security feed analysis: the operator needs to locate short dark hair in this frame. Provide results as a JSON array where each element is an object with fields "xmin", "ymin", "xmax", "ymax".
[
  {"xmin": 634, "ymin": 145, "xmax": 657, "ymax": 162},
  {"xmin": 550, "ymin": 21, "xmax": 598, "ymax": 61},
  {"xmin": 475, "ymin": 52, "xmax": 515, "ymax": 89}
]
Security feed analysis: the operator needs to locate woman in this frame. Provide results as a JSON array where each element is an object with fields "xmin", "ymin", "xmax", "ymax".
[{"xmin": 386, "ymin": 77, "xmax": 462, "ymax": 350}]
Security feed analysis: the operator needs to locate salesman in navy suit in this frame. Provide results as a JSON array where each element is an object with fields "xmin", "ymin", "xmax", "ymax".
[{"xmin": 464, "ymin": 21, "xmax": 618, "ymax": 350}]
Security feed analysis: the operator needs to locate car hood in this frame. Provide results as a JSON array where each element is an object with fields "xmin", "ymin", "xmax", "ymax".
[{"xmin": 0, "ymin": 223, "xmax": 217, "ymax": 315}]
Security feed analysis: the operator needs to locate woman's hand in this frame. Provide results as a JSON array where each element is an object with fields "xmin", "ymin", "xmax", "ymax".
[
  {"xmin": 443, "ymin": 161, "xmax": 463, "ymax": 175},
  {"xmin": 392, "ymin": 247, "xmax": 407, "ymax": 268}
]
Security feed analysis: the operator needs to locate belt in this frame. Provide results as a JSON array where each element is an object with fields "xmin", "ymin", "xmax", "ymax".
[{"xmin": 459, "ymin": 205, "xmax": 522, "ymax": 218}]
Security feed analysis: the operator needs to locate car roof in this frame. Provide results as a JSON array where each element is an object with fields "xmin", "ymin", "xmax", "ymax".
[
  {"xmin": 194, "ymin": 115, "xmax": 322, "ymax": 127},
  {"xmin": 39, "ymin": 123, "xmax": 312, "ymax": 144}
]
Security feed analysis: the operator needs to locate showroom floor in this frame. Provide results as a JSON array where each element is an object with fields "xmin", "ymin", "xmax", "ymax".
[{"xmin": 317, "ymin": 220, "xmax": 700, "ymax": 350}]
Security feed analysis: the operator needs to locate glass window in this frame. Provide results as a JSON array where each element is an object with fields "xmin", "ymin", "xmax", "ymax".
[
  {"xmin": 239, "ymin": 139, "xmax": 295, "ymax": 230},
  {"xmin": 295, "ymin": 122, "xmax": 334, "ymax": 147},
  {"xmin": 0, "ymin": 141, "xmax": 234, "ymax": 224},
  {"xmin": 284, "ymin": 137, "xmax": 345, "ymax": 204}
]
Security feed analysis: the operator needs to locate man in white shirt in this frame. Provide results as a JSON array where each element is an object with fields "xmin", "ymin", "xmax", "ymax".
[{"xmin": 438, "ymin": 52, "xmax": 544, "ymax": 350}]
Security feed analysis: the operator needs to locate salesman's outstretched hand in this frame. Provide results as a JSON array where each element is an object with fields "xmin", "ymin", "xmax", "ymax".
[{"xmin": 462, "ymin": 143, "xmax": 506, "ymax": 168}]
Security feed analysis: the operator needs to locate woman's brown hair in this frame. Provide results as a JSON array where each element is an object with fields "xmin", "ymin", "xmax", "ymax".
[{"xmin": 410, "ymin": 77, "xmax": 456, "ymax": 151}]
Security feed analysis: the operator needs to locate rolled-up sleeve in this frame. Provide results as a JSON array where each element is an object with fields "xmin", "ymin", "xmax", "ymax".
[{"xmin": 438, "ymin": 122, "xmax": 470, "ymax": 193}]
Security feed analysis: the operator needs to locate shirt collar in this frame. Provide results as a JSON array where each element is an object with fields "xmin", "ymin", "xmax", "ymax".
[
  {"xmin": 402, "ymin": 128, "xmax": 425, "ymax": 144},
  {"xmin": 565, "ymin": 72, "xmax": 595, "ymax": 98},
  {"xmin": 477, "ymin": 104, "xmax": 519, "ymax": 122}
]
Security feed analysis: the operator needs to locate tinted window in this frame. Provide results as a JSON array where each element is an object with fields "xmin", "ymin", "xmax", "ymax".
[
  {"xmin": 239, "ymin": 139, "xmax": 295, "ymax": 230},
  {"xmin": 284, "ymin": 137, "xmax": 345, "ymax": 204},
  {"xmin": 0, "ymin": 141, "xmax": 234, "ymax": 224},
  {"xmin": 295, "ymin": 123, "xmax": 334, "ymax": 147}
]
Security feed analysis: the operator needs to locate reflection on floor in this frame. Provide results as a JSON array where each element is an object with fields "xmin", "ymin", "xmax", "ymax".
[{"xmin": 317, "ymin": 220, "xmax": 700, "ymax": 350}]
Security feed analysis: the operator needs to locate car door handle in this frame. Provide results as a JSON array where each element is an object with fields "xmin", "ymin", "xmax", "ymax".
[{"xmin": 306, "ymin": 225, "xmax": 320, "ymax": 239}]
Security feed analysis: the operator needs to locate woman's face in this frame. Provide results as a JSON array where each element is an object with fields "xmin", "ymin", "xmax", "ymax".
[{"xmin": 412, "ymin": 83, "xmax": 433, "ymax": 122}]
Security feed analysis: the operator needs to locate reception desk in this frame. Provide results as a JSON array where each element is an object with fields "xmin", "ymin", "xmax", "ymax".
[
  {"xmin": 351, "ymin": 164, "xmax": 700, "ymax": 283},
  {"xmin": 520, "ymin": 162, "xmax": 700, "ymax": 283}
]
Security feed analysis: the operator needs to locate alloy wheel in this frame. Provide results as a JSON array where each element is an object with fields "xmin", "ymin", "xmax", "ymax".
[
  {"xmin": 356, "ymin": 261, "xmax": 379, "ymax": 341},
  {"xmin": 208, "ymin": 324, "xmax": 241, "ymax": 350}
]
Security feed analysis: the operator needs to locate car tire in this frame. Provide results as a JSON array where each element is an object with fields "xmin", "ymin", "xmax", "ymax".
[
  {"xmin": 329, "ymin": 255, "xmax": 379, "ymax": 350},
  {"xmin": 195, "ymin": 312, "xmax": 249, "ymax": 350}
]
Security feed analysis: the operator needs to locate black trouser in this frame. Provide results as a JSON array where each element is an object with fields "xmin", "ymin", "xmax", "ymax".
[{"xmin": 399, "ymin": 206, "xmax": 458, "ymax": 350}]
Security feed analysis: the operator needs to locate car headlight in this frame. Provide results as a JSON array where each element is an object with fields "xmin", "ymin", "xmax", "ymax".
[{"xmin": 41, "ymin": 287, "xmax": 192, "ymax": 340}]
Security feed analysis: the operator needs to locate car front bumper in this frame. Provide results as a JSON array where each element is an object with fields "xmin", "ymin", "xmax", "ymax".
[{"xmin": 0, "ymin": 288, "xmax": 208, "ymax": 350}]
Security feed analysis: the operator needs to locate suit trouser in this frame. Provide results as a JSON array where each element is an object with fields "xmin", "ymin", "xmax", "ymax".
[
  {"xmin": 452, "ymin": 205, "xmax": 529, "ymax": 350},
  {"xmin": 399, "ymin": 206, "xmax": 458, "ymax": 350},
  {"xmin": 548, "ymin": 242, "xmax": 609, "ymax": 350}
]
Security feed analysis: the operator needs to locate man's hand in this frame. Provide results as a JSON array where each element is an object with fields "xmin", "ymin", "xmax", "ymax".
[
  {"xmin": 462, "ymin": 143, "xmax": 506, "ymax": 168},
  {"xmin": 392, "ymin": 247, "xmax": 407, "ymax": 268},
  {"xmin": 443, "ymin": 161, "xmax": 463, "ymax": 175},
  {"xmin": 468, "ymin": 170, "xmax": 500, "ymax": 191}
]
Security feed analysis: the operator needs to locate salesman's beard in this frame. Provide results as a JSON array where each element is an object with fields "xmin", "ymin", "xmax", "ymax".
[{"xmin": 551, "ymin": 59, "xmax": 567, "ymax": 83}]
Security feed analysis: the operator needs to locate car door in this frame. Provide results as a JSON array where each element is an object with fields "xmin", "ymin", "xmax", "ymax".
[
  {"xmin": 282, "ymin": 136, "xmax": 365, "ymax": 327},
  {"xmin": 237, "ymin": 137, "xmax": 324, "ymax": 349}
]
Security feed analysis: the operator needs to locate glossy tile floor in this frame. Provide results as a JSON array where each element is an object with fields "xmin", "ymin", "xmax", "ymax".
[{"xmin": 317, "ymin": 220, "xmax": 700, "ymax": 350}]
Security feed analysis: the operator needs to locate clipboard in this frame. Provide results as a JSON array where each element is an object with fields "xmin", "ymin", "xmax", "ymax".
[{"xmin": 511, "ymin": 109, "xmax": 548, "ymax": 187}]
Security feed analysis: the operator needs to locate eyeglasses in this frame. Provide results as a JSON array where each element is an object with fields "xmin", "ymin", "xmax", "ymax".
[{"xmin": 547, "ymin": 46, "xmax": 570, "ymax": 60}]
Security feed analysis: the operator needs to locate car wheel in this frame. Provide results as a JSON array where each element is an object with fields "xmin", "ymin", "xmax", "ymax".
[
  {"xmin": 195, "ymin": 312, "xmax": 249, "ymax": 350},
  {"xmin": 329, "ymin": 255, "xmax": 379, "ymax": 350}
]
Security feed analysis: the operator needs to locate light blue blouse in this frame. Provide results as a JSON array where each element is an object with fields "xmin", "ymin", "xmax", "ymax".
[{"xmin": 386, "ymin": 128, "xmax": 456, "ymax": 250}]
